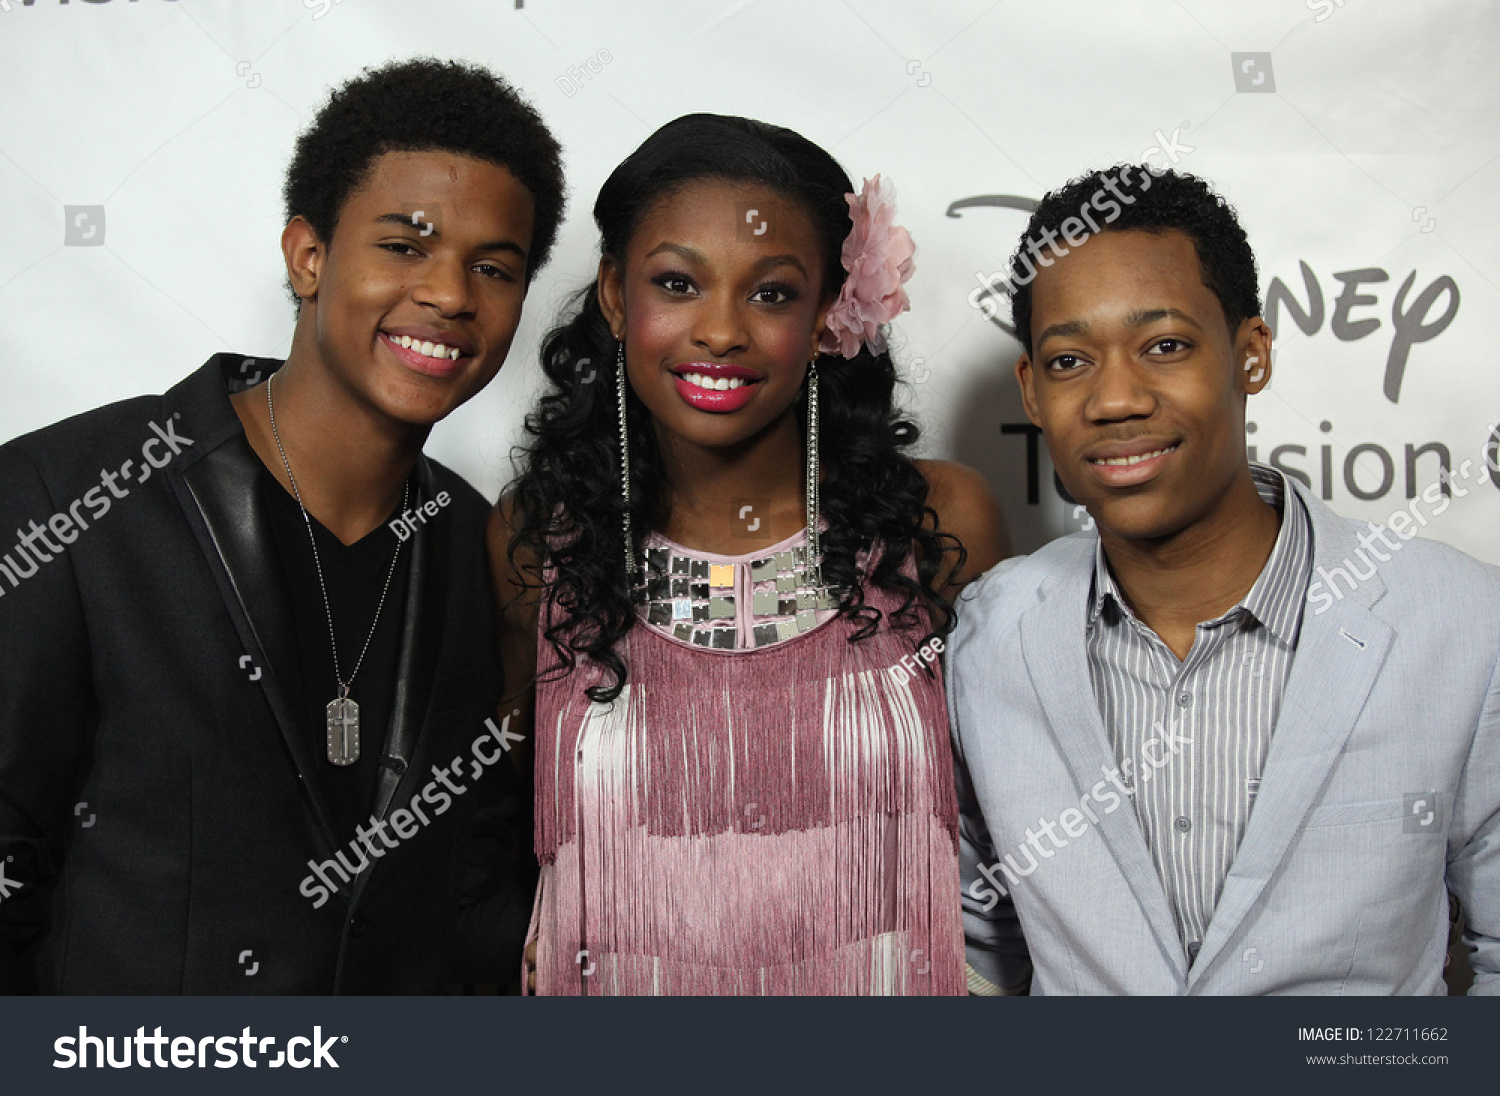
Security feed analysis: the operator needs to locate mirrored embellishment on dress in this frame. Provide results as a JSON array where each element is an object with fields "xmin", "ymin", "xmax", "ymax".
[{"xmin": 637, "ymin": 532, "xmax": 842, "ymax": 651}]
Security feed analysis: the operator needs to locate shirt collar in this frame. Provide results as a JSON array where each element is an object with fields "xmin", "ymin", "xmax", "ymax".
[{"xmin": 1087, "ymin": 463, "xmax": 1312, "ymax": 647}]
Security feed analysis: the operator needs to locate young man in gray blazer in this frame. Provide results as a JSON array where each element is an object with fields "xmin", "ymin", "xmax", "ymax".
[{"xmin": 952, "ymin": 166, "xmax": 1500, "ymax": 995}]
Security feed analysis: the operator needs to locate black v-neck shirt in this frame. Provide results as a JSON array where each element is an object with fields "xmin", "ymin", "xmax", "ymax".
[{"xmin": 259, "ymin": 464, "xmax": 411, "ymax": 842}]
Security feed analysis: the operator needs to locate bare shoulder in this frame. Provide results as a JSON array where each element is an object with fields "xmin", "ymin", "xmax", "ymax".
[
  {"xmin": 913, "ymin": 458, "xmax": 1010, "ymax": 584},
  {"xmin": 916, "ymin": 459, "xmax": 996, "ymax": 515},
  {"xmin": 486, "ymin": 489, "xmax": 522, "ymax": 551}
]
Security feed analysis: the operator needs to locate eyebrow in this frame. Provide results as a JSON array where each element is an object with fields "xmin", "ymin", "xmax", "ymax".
[
  {"xmin": 1124, "ymin": 307, "xmax": 1204, "ymax": 331},
  {"xmin": 1035, "ymin": 319, "xmax": 1091, "ymax": 345},
  {"xmin": 374, "ymin": 213, "xmax": 527, "ymax": 258},
  {"xmin": 644, "ymin": 241, "xmax": 810, "ymax": 278},
  {"xmin": 1035, "ymin": 307, "xmax": 1204, "ymax": 346}
]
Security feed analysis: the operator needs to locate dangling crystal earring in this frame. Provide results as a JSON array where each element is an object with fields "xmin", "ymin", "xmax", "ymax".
[
  {"xmin": 617, "ymin": 340, "xmax": 636, "ymax": 577},
  {"xmin": 805, "ymin": 355, "xmax": 822, "ymax": 590}
]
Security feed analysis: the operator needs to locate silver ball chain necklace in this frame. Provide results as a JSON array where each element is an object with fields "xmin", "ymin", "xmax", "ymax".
[{"xmin": 266, "ymin": 372, "xmax": 407, "ymax": 767}]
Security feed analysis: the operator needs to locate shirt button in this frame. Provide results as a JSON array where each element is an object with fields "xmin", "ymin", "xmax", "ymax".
[
  {"xmin": 1177, "ymin": 692, "xmax": 1193, "ymax": 708},
  {"xmin": 1174, "ymin": 816, "xmax": 1192, "ymax": 833},
  {"xmin": 1187, "ymin": 941, "xmax": 1201, "ymax": 958}
]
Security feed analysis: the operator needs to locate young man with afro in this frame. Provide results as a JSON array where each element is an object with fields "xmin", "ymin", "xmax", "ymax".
[{"xmin": 0, "ymin": 58, "xmax": 565, "ymax": 993}]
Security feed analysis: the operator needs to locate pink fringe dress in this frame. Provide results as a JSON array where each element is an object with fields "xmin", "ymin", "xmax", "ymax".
[{"xmin": 528, "ymin": 527, "xmax": 964, "ymax": 995}]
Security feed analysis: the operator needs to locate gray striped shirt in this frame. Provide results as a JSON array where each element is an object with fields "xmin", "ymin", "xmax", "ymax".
[{"xmin": 1085, "ymin": 465, "xmax": 1312, "ymax": 958}]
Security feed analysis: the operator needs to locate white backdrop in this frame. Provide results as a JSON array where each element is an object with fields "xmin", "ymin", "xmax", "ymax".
[{"xmin": 2, "ymin": 0, "xmax": 1496, "ymax": 562}]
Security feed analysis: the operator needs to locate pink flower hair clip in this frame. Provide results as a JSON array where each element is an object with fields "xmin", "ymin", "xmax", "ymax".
[{"xmin": 818, "ymin": 173, "xmax": 916, "ymax": 359}]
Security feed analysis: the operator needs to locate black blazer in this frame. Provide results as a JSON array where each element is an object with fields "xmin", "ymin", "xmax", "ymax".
[{"xmin": 0, "ymin": 355, "xmax": 531, "ymax": 993}]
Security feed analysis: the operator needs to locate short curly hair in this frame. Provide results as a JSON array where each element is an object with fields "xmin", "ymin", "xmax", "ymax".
[
  {"xmin": 282, "ymin": 57, "xmax": 565, "ymax": 293},
  {"xmin": 1009, "ymin": 166, "xmax": 1260, "ymax": 355}
]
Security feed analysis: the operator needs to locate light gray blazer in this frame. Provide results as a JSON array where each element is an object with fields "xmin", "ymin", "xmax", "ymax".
[{"xmin": 950, "ymin": 478, "xmax": 1500, "ymax": 994}]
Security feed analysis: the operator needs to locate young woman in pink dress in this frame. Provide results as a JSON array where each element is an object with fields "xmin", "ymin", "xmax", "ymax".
[{"xmin": 489, "ymin": 113, "xmax": 1006, "ymax": 995}]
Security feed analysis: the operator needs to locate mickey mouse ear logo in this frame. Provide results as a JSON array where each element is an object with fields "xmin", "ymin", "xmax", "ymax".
[{"xmin": 949, "ymin": 195, "xmax": 1039, "ymax": 341}]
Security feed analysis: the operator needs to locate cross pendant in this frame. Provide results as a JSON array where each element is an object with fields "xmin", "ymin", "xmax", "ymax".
[{"xmin": 326, "ymin": 697, "xmax": 360, "ymax": 766}]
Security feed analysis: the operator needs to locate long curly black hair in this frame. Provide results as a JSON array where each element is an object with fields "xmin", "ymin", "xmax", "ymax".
[{"xmin": 508, "ymin": 113, "xmax": 963, "ymax": 703}]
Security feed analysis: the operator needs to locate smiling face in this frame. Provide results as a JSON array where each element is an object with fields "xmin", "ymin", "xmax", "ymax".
[
  {"xmin": 284, "ymin": 149, "xmax": 536, "ymax": 425},
  {"xmin": 598, "ymin": 179, "xmax": 831, "ymax": 450},
  {"xmin": 1015, "ymin": 228, "xmax": 1272, "ymax": 541}
]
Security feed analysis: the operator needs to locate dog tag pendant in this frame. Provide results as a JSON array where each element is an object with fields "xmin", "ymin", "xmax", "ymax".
[{"xmin": 326, "ymin": 695, "xmax": 360, "ymax": 766}]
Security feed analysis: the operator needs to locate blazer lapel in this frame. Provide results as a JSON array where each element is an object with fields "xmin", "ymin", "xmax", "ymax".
[
  {"xmin": 1017, "ymin": 551, "xmax": 1189, "ymax": 982},
  {"xmin": 368, "ymin": 456, "xmax": 447, "ymax": 822},
  {"xmin": 345, "ymin": 457, "xmax": 451, "ymax": 909},
  {"xmin": 174, "ymin": 432, "xmax": 340, "ymax": 853},
  {"xmin": 163, "ymin": 356, "xmax": 466, "ymax": 908},
  {"xmin": 1189, "ymin": 485, "xmax": 1394, "ymax": 986}
]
